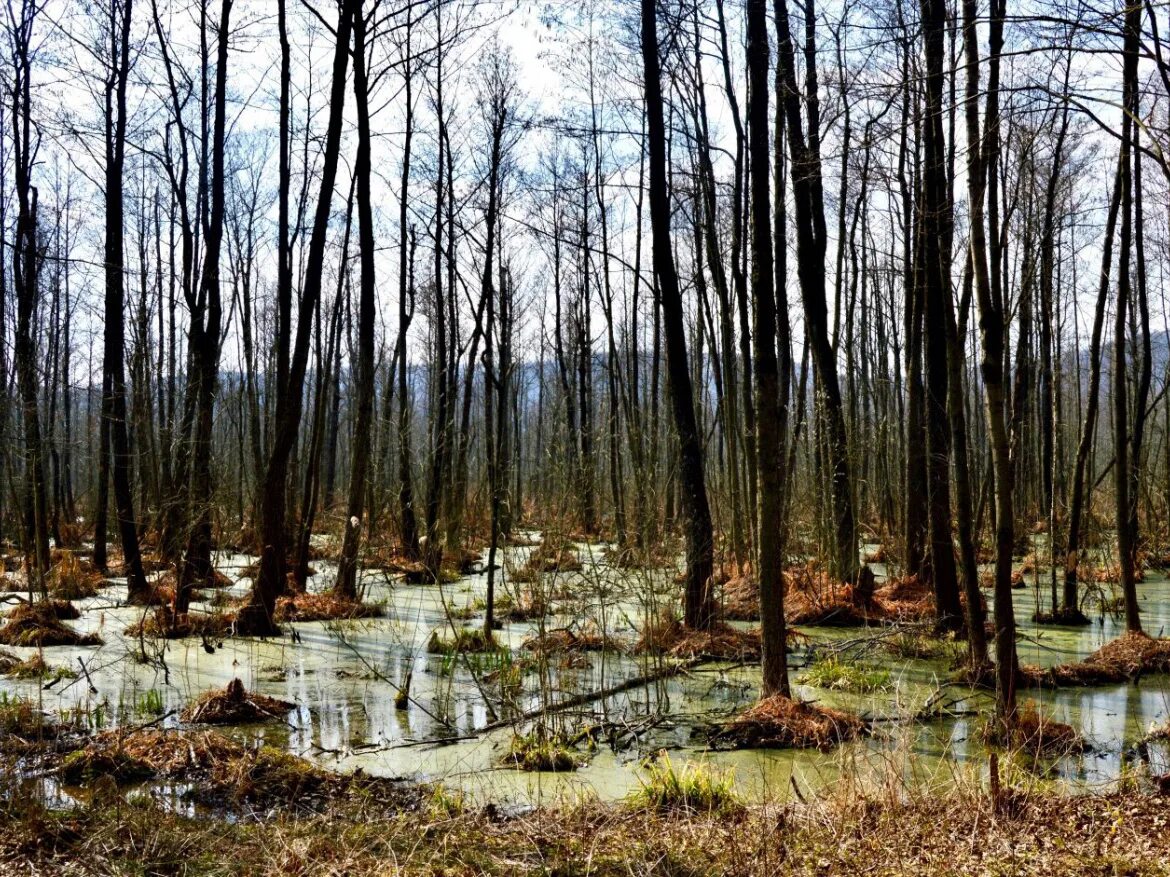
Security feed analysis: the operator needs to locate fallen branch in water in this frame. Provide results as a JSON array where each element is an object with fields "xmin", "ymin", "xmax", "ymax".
[{"xmin": 477, "ymin": 657, "xmax": 702, "ymax": 733}]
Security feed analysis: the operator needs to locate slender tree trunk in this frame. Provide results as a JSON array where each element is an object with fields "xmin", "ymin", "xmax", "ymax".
[
  {"xmin": 641, "ymin": 0, "xmax": 715, "ymax": 630},
  {"xmin": 335, "ymin": 0, "xmax": 377, "ymax": 601},
  {"xmin": 240, "ymin": 0, "xmax": 354, "ymax": 634}
]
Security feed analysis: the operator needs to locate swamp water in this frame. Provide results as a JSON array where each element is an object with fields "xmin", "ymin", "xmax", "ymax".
[{"xmin": 3, "ymin": 537, "xmax": 1170, "ymax": 808}]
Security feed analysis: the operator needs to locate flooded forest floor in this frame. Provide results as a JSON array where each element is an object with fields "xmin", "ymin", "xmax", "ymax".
[{"xmin": 2, "ymin": 530, "xmax": 1170, "ymax": 874}]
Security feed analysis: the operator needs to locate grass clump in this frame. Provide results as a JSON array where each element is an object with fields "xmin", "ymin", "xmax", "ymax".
[
  {"xmin": 982, "ymin": 701, "xmax": 1086, "ymax": 757},
  {"xmin": 426, "ymin": 783, "xmax": 466, "ymax": 818},
  {"xmin": 515, "ymin": 540, "xmax": 582, "ymax": 579},
  {"xmin": 0, "ymin": 693, "xmax": 66, "ymax": 744},
  {"xmin": 46, "ymin": 551, "xmax": 105, "ymax": 600},
  {"xmin": 0, "ymin": 601, "xmax": 101, "ymax": 647},
  {"xmin": 1023, "ymin": 631, "xmax": 1170, "ymax": 687},
  {"xmin": 628, "ymin": 752, "xmax": 740, "ymax": 815},
  {"xmin": 711, "ymin": 694, "xmax": 866, "ymax": 751},
  {"xmin": 57, "ymin": 728, "xmax": 340, "ymax": 809},
  {"xmin": 124, "ymin": 606, "xmax": 234, "ymax": 640},
  {"xmin": 426, "ymin": 627, "xmax": 496, "ymax": 655},
  {"xmin": 502, "ymin": 732, "xmax": 582, "ymax": 772},
  {"xmin": 1, "ymin": 652, "xmax": 76, "ymax": 682},
  {"xmin": 720, "ymin": 574, "xmax": 760, "ymax": 621},
  {"xmin": 523, "ymin": 624, "xmax": 625, "ymax": 655},
  {"xmin": 885, "ymin": 629, "xmax": 964, "ymax": 661},
  {"xmin": 274, "ymin": 592, "xmax": 383, "ymax": 623},
  {"xmin": 635, "ymin": 610, "xmax": 762, "ymax": 661},
  {"xmin": 798, "ymin": 656, "xmax": 891, "ymax": 693},
  {"xmin": 180, "ymin": 678, "xmax": 294, "ymax": 725}
]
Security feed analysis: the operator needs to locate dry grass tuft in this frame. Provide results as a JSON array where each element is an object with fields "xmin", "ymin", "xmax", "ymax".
[
  {"xmin": 635, "ymin": 612, "xmax": 762, "ymax": 661},
  {"xmin": 784, "ymin": 564, "xmax": 883, "ymax": 626},
  {"xmin": 55, "ymin": 727, "xmax": 363, "ymax": 811},
  {"xmin": 985, "ymin": 701, "xmax": 1086, "ymax": 757},
  {"xmin": 180, "ymin": 678, "xmax": 295, "ymax": 725},
  {"xmin": 523, "ymin": 540, "xmax": 583, "ymax": 574},
  {"xmin": 1024, "ymin": 632, "xmax": 1170, "ymax": 687},
  {"xmin": 274, "ymin": 592, "xmax": 383, "ymax": 623},
  {"xmin": 46, "ymin": 552, "xmax": 105, "ymax": 600},
  {"xmin": 501, "ymin": 732, "xmax": 582, "ymax": 772},
  {"xmin": 712, "ymin": 694, "xmax": 866, "ymax": 751},
  {"xmin": 0, "ymin": 601, "xmax": 101, "ymax": 647},
  {"xmin": 124, "ymin": 606, "xmax": 234, "ymax": 640},
  {"xmin": 523, "ymin": 624, "xmax": 625, "ymax": 654},
  {"xmin": 0, "ymin": 697, "xmax": 71, "ymax": 747},
  {"xmin": 720, "ymin": 574, "xmax": 760, "ymax": 621},
  {"xmin": 6, "ymin": 749, "xmax": 1170, "ymax": 874}
]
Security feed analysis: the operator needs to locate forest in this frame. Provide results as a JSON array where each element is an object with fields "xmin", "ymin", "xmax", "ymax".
[{"xmin": 2, "ymin": 0, "xmax": 1170, "ymax": 873}]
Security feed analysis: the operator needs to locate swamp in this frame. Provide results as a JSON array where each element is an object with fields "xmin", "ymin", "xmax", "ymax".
[{"xmin": 3, "ymin": 0, "xmax": 1170, "ymax": 873}]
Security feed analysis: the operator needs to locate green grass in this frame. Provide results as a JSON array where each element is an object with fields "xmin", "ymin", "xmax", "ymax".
[
  {"xmin": 3, "ymin": 653, "xmax": 77, "ymax": 682},
  {"xmin": 798, "ymin": 657, "xmax": 892, "ymax": 693},
  {"xmin": 503, "ymin": 732, "xmax": 581, "ymax": 772},
  {"xmin": 628, "ymin": 753, "xmax": 740, "ymax": 815},
  {"xmin": 138, "ymin": 688, "xmax": 165, "ymax": 716},
  {"xmin": 426, "ymin": 627, "xmax": 496, "ymax": 655},
  {"xmin": 885, "ymin": 630, "xmax": 965, "ymax": 662}
]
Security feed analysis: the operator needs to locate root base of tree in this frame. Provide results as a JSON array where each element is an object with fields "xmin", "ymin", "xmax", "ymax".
[{"xmin": 180, "ymin": 678, "xmax": 295, "ymax": 725}]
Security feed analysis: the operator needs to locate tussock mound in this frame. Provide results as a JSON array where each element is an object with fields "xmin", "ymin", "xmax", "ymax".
[
  {"xmin": 987, "ymin": 702, "xmax": 1086, "ymax": 757},
  {"xmin": 0, "ymin": 697, "xmax": 70, "ymax": 750},
  {"xmin": 58, "ymin": 728, "xmax": 351, "ymax": 810},
  {"xmin": 874, "ymin": 575, "xmax": 937, "ymax": 622},
  {"xmin": 0, "ymin": 648, "xmax": 19, "ymax": 673},
  {"xmin": 711, "ymin": 695, "xmax": 866, "ymax": 751},
  {"xmin": 46, "ymin": 551, "xmax": 105, "ymax": 600},
  {"xmin": 1034, "ymin": 632, "xmax": 1170, "ymax": 686},
  {"xmin": 125, "ymin": 606, "xmax": 234, "ymax": 640},
  {"xmin": 1092, "ymin": 563, "xmax": 1145, "ymax": 584},
  {"xmin": 274, "ymin": 592, "xmax": 382, "ymax": 622},
  {"xmin": 524, "ymin": 541, "xmax": 583, "ymax": 574},
  {"xmin": 523, "ymin": 625, "xmax": 625, "ymax": 654},
  {"xmin": 180, "ymin": 678, "xmax": 294, "ymax": 725},
  {"xmin": 720, "ymin": 574, "xmax": 760, "ymax": 621},
  {"xmin": 1031, "ymin": 605, "xmax": 1091, "ymax": 626},
  {"xmin": 635, "ymin": 613, "xmax": 762, "ymax": 661},
  {"xmin": 0, "ymin": 601, "xmax": 100, "ymax": 647},
  {"xmin": 492, "ymin": 590, "xmax": 550, "ymax": 622},
  {"xmin": 785, "ymin": 564, "xmax": 882, "ymax": 626}
]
